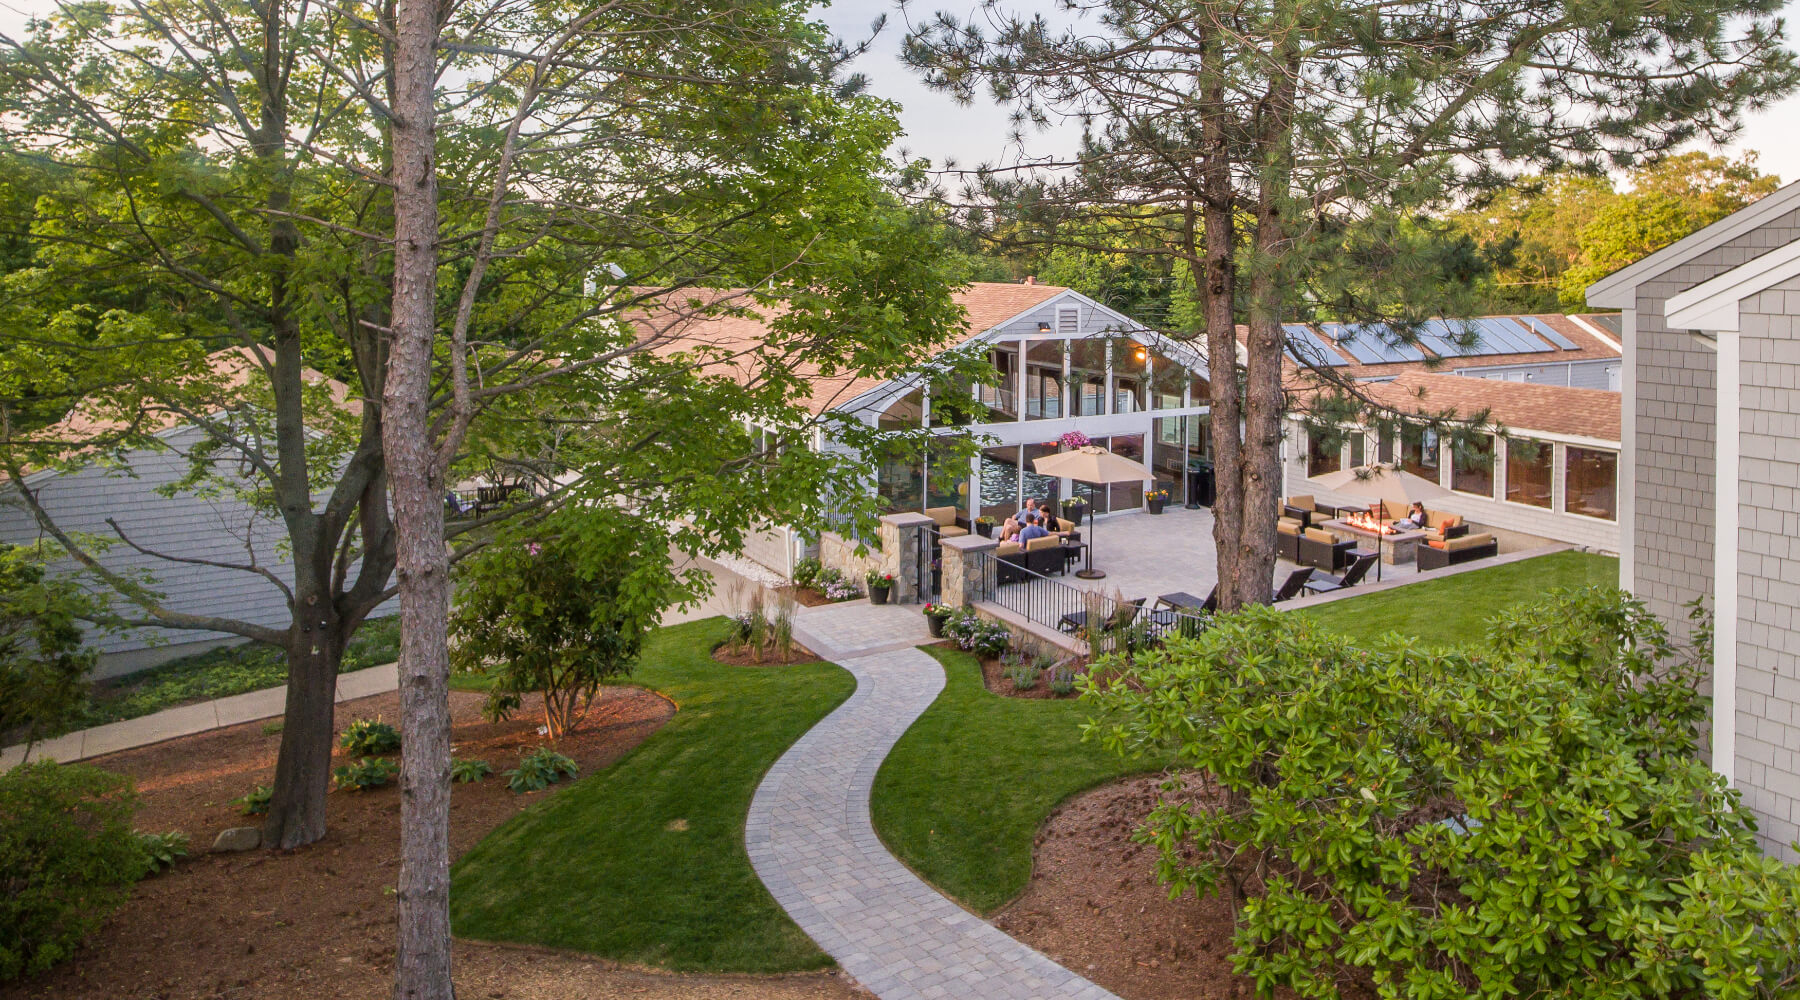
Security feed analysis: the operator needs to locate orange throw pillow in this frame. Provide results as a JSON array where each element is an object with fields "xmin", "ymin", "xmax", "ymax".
[{"xmin": 1427, "ymin": 540, "xmax": 1447, "ymax": 550}]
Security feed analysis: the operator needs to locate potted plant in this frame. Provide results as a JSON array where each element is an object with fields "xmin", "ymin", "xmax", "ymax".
[
  {"xmin": 1146, "ymin": 488, "xmax": 1169, "ymax": 515},
  {"xmin": 922, "ymin": 602, "xmax": 953, "ymax": 637},
  {"xmin": 973, "ymin": 515, "xmax": 997, "ymax": 538},
  {"xmin": 865, "ymin": 569, "xmax": 894, "ymax": 605},
  {"xmin": 1062, "ymin": 496, "xmax": 1087, "ymax": 526}
]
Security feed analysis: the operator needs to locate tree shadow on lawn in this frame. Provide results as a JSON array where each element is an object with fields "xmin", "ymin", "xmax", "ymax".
[{"xmin": 448, "ymin": 617, "xmax": 856, "ymax": 974}]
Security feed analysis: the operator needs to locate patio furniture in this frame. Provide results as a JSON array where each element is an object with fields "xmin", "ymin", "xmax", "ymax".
[
  {"xmin": 1303, "ymin": 552, "xmax": 1379, "ymax": 595},
  {"xmin": 1277, "ymin": 517, "xmax": 1303, "ymax": 562},
  {"xmin": 1057, "ymin": 539, "xmax": 1087, "ymax": 573},
  {"xmin": 923, "ymin": 506, "xmax": 969, "ymax": 538},
  {"xmin": 1147, "ymin": 586, "xmax": 1218, "ymax": 639},
  {"xmin": 1298, "ymin": 527, "xmax": 1356, "ymax": 571},
  {"xmin": 1024, "ymin": 535, "xmax": 1068, "ymax": 576},
  {"xmin": 1058, "ymin": 597, "xmax": 1146, "ymax": 635},
  {"xmin": 1031, "ymin": 446, "xmax": 1155, "ymax": 581},
  {"xmin": 1155, "ymin": 588, "xmax": 1217, "ymax": 613},
  {"xmin": 1271, "ymin": 567, "xmax": 1314, "ymax": 603},
  {"xmin": 1416, "ymin": 533, "xmax": 1498, "ymax": 571},
  {"xmin": 1370, "ymin": 500, "xmax": 1469, "ymax": 542}
]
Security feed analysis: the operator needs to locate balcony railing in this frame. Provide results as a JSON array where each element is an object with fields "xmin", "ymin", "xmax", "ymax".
[{"xmin": 990, "ymin": 563, "xmax": 1212, "ymax": 655}]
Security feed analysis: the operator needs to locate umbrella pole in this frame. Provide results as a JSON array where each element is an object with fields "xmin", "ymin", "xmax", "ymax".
[{"xmin": 1076, "ymin": 482, "xmax": 1105, "ymax": 579}]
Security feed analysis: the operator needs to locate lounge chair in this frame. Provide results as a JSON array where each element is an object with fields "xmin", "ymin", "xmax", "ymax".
[
  {"xmin": 1058, "ymin": 597, "xmax": 1146, "ymax": 635},
  {"xmin": 1147, "ymin": 586, "xmax": 1217, "ymax": 638},
  {"xmin": 1276, "ymin": 517, "xmax": 1303, "ymax": 563},
  {"xmin": 1298, "ymin": 527, "xmax": 1355, "ymax": 571},
  {"xmin": 1416, "ymin": 533, "xmax": 1498, "ymax": 570},
  {"xmin": 1302, "ymin": 552, "xmax": 1377, "ymax": 595},
  {"xmin": 1271, "ymin": 567, "xmax": 1314, "ymax": 603}
]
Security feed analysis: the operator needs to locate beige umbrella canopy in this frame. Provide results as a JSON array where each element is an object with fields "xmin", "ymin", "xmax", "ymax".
[
  {"xmin": 1308, "ymin": 463, "xmax": 1450, "ymax": 507},
  {"xmin": 1032, "ymin": 446, "xmax": 1154, "ymax": 580}
]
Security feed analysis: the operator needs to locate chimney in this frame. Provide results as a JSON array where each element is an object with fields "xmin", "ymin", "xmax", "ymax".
[{"xmin": 1022, "ymin": 275, "xmax": 1036, "ymax": 285}]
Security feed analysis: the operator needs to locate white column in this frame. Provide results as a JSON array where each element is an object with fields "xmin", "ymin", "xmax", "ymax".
[
  {"xmin": 1619, "ymin": 308, "xmax": 1638, "ymax": 589},
  {"xmin": 1713, "ymin": 329, "xmax": 1740, "ymax": 786}
]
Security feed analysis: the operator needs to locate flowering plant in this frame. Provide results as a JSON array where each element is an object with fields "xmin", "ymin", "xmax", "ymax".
[
  {"xmin": 1147, "ymin": 489, "xmax": 1169, "ymax": 502},
  {"xmin": 921, "ymin": 602, "xmax": 954, "ymax": 620},
  {"xmin": 1062, "ymin": 495, "xmax": 1087, "ymax": 508},
  {"xmin": 1059, "ymin": 430, "xmax": 1091, "ymax": 450},
  {"xmin": 864, "ymin": 569, "xmax": 895, "ymax": 589}
]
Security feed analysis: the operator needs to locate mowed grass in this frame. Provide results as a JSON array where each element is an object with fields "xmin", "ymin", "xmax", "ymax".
[
  {"xmin": 1299, "ymin": 549, "xmax": 1620, "ymax": 647},
  {"xmin": 449, "ymin": 618, "xmax": 855, "ymax": 973},
  {"xmin": 869, "ymin": 644, "xmax": 1168, "ymax": 914}
]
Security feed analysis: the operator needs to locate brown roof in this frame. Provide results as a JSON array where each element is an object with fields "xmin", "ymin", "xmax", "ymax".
[
  {"xmin": 1244, "ymin": 313, "xmax": 1620, "ymax": 379},
  {"xmin": 1356, "ymin": 372, "xmax": 1620, "ymax": 442},
  {"xmin": 629, "ymin": 282, "xmax": 1070, "ymax": 414}
]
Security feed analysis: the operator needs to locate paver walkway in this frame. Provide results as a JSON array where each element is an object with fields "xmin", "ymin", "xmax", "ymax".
[{"xmin": 747, "ymin": 602, "xmax": 1120, "ymax": 1000}]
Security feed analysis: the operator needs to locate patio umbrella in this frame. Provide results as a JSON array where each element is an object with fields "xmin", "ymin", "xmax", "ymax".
[{"xmin": 1031, "ymin": 446, "xmax": 1154, "ymax": 580}]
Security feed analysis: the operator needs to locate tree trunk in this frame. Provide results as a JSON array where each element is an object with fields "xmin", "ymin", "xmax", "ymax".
[
  {"xmin": 388, "ymin": 0, "xmax": 454, "ymax": 994},
  {"xmin": 263, "ymin": 616, "xmax": 346, "ymax": 848}
]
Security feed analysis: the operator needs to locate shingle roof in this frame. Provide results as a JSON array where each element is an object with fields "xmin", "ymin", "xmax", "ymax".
[
  {"xmin": 629, "ymin": 282, "xmax": 1070, "ymax": 414},
  {"xmin": 1357, "ymin": 372, "xmax": 1621, "ymax": 442},
  {"xmin": 1243, "ymin": 313, "xmax": 1620, "ymax": 380}
]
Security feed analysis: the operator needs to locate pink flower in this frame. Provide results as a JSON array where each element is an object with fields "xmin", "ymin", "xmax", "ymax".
[{"xmin": 525, "ymin": 542, "xmax": 541, "ymax": 556}]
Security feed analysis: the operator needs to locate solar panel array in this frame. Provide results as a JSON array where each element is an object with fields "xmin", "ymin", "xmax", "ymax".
[
  {"xmin": 1322, "ymin": 323, "xmax": 1428, "ymax": 364},
  {"xmin": 1522, "ymin": 316, "xmax": 1580, "ymax": 350},
  {"xmin": 1282, "ymin": 324, "xmax": 1348, "ymax": 367}
]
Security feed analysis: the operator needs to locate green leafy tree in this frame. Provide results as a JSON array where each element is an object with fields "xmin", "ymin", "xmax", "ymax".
[
  {"xmin": 0, "ymin": 543, "xmax": 95, "ymax": 749},
  {"xmin": 904, "ymin": 0, "xmax": 1798, "ymax": 610},
  {"xmin": 450, "ymin": 510, "xmax": 684, "ymax": 739},
  {"xmin": 1085, "ymin": 589, "xmax": 1800, "ymax": 999}
]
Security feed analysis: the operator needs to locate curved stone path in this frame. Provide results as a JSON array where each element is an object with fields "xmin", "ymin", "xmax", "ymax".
[{"xmin": 747, "ymin": 602, "xmax": 1119, "ymax": 1000}]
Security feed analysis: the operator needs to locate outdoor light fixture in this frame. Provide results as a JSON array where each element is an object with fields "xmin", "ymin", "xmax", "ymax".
[
  {"xmin": 1134, "ymin": 347, "xmax": 1147, "ymax": 362},
  {"xmin": 1038, "ymin": 321, "xmax": 1051, "ymax": 333}
]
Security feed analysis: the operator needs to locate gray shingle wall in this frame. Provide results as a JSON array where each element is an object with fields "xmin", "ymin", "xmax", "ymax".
[
  {"xmin": 1453, "ymin": 358, "xmax": 1620, "ymax": 390},
  {"xmin": 1630, "ymin": 207, "xmax": 1800, "ymax": 640},
  {"xmin": 1732, "ymin": 275, "xmax": 1800, "ymax": 860}
]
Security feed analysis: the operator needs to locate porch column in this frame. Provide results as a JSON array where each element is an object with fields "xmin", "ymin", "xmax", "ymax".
[
  {"xmin": 940, "ymin": 534, "xmax": 999, "ymax": 609},
  {"xmin": 879, "ymin": 511, "xmax": 935, "ymax": 605}
]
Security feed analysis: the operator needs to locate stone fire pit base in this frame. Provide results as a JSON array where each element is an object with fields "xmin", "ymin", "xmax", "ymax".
[{"xmin": 1321, "ymin": 519, "xmax": 1429, "ymax": 565}]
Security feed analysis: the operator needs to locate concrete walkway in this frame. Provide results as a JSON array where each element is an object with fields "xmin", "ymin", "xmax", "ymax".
[
  {"xmin": 747, "ymin": 601, "xmax": 1119, "ymax": 1000},
  {"xmin": 0, "ymin": 663, "xmax": 399, "ymax": 769}
]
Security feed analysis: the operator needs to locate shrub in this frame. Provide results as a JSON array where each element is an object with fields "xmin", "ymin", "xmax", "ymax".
[
  {"xmin": 505, "ymin": 747, "xmax": 579, "ymax": 793},
  {"xmin": 234, "ymin": 784, "xmax": 272, "ymax": 816},
  {"xmin": 451, "ymin": 508, "xmax": 685, "ymax": 737},
  {"xmin": 1087, "ymin": 588, "xmax": 1794, "ymax": 1000},
  {"xmin": 451, "ymin": 757, "xmax": 492, "ymax": 784},
  {"xmin": 0, "ymin": 761, "xmax": 145, "ymax": 982},
  {"xmin": 791, "ymin": 557, "xmax": 823, "ymax": 590},
  {"xmin": 135, "ymin": 830, "xmax": 189, "ymax": 876},
  {"xmin": 0, "ymin": 544, "xmax": 97, "ymax": 747},
  {"xmin": 1045, "ymin": 664, "xmax": 1076, "ymax": 695},
  {"xmin": 338, "ymin": 718, "xmax": 401, "ymax": 756},
  {"xmin": 943, "ymin": 610, "xmax": 1009, "ymax": 658},
  {"xmin": 1006, "ymin": 656, "xmax": 1038, "ymax": 690},
  {"xmin": 815, "ymin": 566, "xmax": 860, "ymax": 601},
  {"xmin": 332, "ymin": 757, "xmax": 398, "ymax": 791}
]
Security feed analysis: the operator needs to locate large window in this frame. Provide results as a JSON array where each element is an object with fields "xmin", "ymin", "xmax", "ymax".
[
  {"xmin": 925, "ymin": 439, "xmax": 965, "ymax": 511},
  {"xmin": 1150, "ymin": 349, "xmax": 1187, "ymax": 409},
  {"xmin": 1025, "ymin": 339, "xmax": 1064, "ymax": 420},
  {"xmin": 1451, "ymin": 435, "xmax": 1495, "ymax": 498},
  {"xmin": 979, "ymin": 445, "xmax": 1021, "ymax": 521},
  {"xmin": 1307, "ymin": 429, "xmax": 1341, "ymax": 477},
  {"xmin": 1348, "ymin": 433, "xmax": 1366, "ymax": 470},
  {"xmin": 1565, "ymin": 447, "xmax": 1617, "ymax": 520},
  {"xmin": 1069, "ymin": 339, "xmax": 1108, "ymax": 416},
  {"xmin": 1113, "ymin": 339, "xmax": 1147, "ymax": 413},
  {"xmin": 1400, "ymin": 424, "xmax": 1440, "ymax": 481},
  {"xmin": 876, "ymin": 452, "xmax": 922, "ymax": 513},
  {"xmin": 1505, "ymin": 439, "xmax": 1554, "ymax": 508},
  {"xmin": 878, "ymin": 389, "xmax": 923, "ymax": 431},
  {"xmin": 1022, "ymin": 441, "xmax": 1061, "ymax": 510},
  {"xmin": 1110, "ymin": 434, "xmax": 1145, "ymax": 511},
  {"xmin": 980, "ymin": 342, "xmax": 1020, "ymax": 421}
]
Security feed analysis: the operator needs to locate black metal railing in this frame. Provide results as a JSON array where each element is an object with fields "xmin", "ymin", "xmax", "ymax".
[{"xmin": 989, "ymin": 563, "xmax": 1213, "ymax": 655}]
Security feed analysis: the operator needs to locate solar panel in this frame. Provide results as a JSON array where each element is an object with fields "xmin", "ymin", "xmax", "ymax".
[
  {"xmin": 1323, "ymin": 323, "xmax": 1426, "ymax": 364},
  {"xmin": 1476, "ymin": 317, "xmax": 1553, "ymax": 355},
  {"xmin": 1415, "ymin": 319, "xmax": 1481, "ymax": 357},
  {"xmin": 1522, "ymin": 316, "xmax": 1580, "ymax": 350},
  {"xmin": 1282, "ymin": 324, "xmax": 1347, "ymax": 367}
]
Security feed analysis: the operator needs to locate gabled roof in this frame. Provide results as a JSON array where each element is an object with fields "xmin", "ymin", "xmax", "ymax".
[
  {"xmin": 1664, "ymin": 237, "xmax": 1800, "ymax": 332},
  {"xmin": 629, "ymin": 281, "xmax": 1074, "ymax": 415},
  {"xmin": 1584, "ymin": 179, "xmax": 1800, "ymax": 309},
  {"xmin": 1354, "ymin": 372, "xmax": 1621, "ymax": 443}
]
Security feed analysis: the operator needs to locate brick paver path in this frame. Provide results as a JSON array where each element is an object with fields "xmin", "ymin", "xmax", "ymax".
[{"xmin": 746, "ymin": 606, "xmax": 1119, "ymax": 1000}]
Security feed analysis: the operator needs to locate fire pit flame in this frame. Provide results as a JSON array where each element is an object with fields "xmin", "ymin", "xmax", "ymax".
[{"xmin": 1342, "ymin": 511, "xmax": 1398, "ymax": 535}]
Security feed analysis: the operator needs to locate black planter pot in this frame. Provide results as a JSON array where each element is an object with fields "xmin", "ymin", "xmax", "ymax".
[
  {"xmin": 870, "ymin": 585, "xmax": 890, "ymax": 605},
  {"xmin": 1147, "ymin": 498, "xmax": 1165, "ymax": 515},
  {"xmin": 1063, "ymin": 505, "xmax": 1086, "ymax": 527},
  {"xmin": 975, "ymin": 522, "xmax": 994, "ymax": 538},
  {"xmin": 926, "ymin": 615, "xmax": 946, "ymax": 637}
]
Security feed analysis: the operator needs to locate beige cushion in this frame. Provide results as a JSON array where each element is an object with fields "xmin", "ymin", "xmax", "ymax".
[
  {"xmin": 1303, "ymin": 527, "xmax": 1336, "ymax": 545},
  {"xmin": 923, "ymin": 506, "xmax": 958, "ymax": 527},
  {"xmin": 1445, "ymin": 532, "xmax": 1493, "ymax": 552},
  {"xmin": 938, "ymin": 525, "xmax": 969, "ymax": 538},
  {"xmin": 996, "ymin": 541, "xmax": 1023, "ymax": 556},
  {"xmin": 1277, "ymin": 517, "xmax": 1302, "ymax": 536},
  {"xmin": 1381, "ymin": 500, "xmax": 1409, "ymax": 522},
  {"xmin": 1026, "ymin": 535, "xmax": 1063, "ymax": 552},
  {"xmin": 1426, "ymin": 511, "xmax": 1461, "ymax": 531},
  {"xmin": 1283, "ymin": 495, "xmax": 1315, "ymax": 512},
  {"xmin": 1054, "ymin": 518, "xmax": 1076, "ymax": 534}
]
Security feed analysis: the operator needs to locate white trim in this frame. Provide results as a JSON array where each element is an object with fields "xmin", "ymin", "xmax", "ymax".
[
  {"xmin": 1585, "ymin": 180, "xmax": 1800, "ymax": 309},
  {"xmin": 1665, "ymin": 238, "xmax": 1800, "ymax": 333},
  {"xmin": 1619, "ymin": 309, "xmax": 1636, "ymax": 592},
  {"xmin": 1713, "ymin": 328, "xmax": 1740, "ymax": 787},
  {"xmin": 1566, "ymin": 314, "xmax": 1623, "ymax": 353}
]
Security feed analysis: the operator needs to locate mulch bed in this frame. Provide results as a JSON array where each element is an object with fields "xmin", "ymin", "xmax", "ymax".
[
  {"xmin": 926, "ymin": 639, "xmax": 1088, "ymax": 700},
  {"xmin": 0, "ymin": 686, "xmax": 839, "ymax": 1000},
  {"xmin": 993, "ymin": 773, "xmax": 1267, "ymax": 1000},
  {"xmin": 711, "ymin": 640, "xmax": 820, "ymax": 667}
]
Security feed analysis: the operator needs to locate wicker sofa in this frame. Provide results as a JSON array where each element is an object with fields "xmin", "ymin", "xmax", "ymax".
[
  {"xmin": 1368, "ymin": 500, "xmax": 1469, "ymax": 543},
  {"xmin": 995, "ymin": 535, "xmax": 1071, "ymax": 581},
  {"xmin": 923, "ymin": 506, "xmax": 970, "ymax": 538},
  {"xmin": 1279, "ymin": 494, "xmax": 1336, "ymax": 529},
  {"xmin": 1299, "ymin": 526, "xmax": 1356, "ymax": 572},
  {"xmin": 1416, "ymin": 532, "xmax": 1498, "ymax": 570}
]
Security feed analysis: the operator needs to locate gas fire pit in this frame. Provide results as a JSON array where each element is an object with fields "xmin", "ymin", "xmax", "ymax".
[{"xmin": 1322, "ymin": 516, "xmax": 1428, "ymax": 565}]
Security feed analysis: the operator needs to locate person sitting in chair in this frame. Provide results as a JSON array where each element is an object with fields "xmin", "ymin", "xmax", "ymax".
[
  {"xmin": 1395, "ymin": 501, "xmax": 1427, "ymax": 530},
  {"xmin": 1017, "ymin": 518, "xmax": 1051, "ymax": 544}
]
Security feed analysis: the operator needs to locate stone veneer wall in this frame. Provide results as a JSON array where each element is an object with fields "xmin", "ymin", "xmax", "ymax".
[
  {"xmin": 1729, "ymin": 274, "xmax": 1800, "ymax": 860},
  {"xmin": 1631, "ymin": 205, "xmax": 1800, "ymax": 643},
  {"xmin": 818, "ymin": 530, "xmax": 888, "ymax": 587}
]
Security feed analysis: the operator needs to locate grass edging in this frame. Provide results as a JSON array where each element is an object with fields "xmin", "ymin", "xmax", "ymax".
[
  {"xmin": 448, "ymin": 617, "xmax": 856, "ymax": 973},
  {"xmin": 869, "ymin": 644, "xmax": 1168, "ymax": 915}
]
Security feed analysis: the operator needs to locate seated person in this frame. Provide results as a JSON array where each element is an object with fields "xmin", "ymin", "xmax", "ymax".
[
  {"xmin": 1017, "ymin": 518, "xmax": 1052, "ymax": 544},
  {"xmin": 1394, "ymin": 501, "xmax": 1427, "ymax": 530}
]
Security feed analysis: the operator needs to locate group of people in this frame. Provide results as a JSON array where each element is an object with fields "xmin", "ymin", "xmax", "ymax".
[{"xmin": 1000, "ymin": 498, "xmax": 1056, "ymax": 543}]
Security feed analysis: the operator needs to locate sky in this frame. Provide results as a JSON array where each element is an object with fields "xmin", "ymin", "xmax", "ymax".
[
  {"xmin": 816, "ymin": 0, "xmax": 1800, "ymax": 185},
  {"xmin": 1, "ymin": 0, "xmax": 1797, "ymax": 183}
]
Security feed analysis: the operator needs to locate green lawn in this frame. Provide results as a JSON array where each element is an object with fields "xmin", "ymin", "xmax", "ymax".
[
  {"xmin": 869, "ymin": 644, "xmax": 1167, "ymax": 914},
  {"xmin": 449, "ymin": 618, "xmax": 855, "ymax": 973},
  {"xmin": 1299, "ymin": 549, "xmax": 1619, "ymax": 647},
  {"xmin": 67, "ymin": 616, "xmax": 401, "ymax": 733}
]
